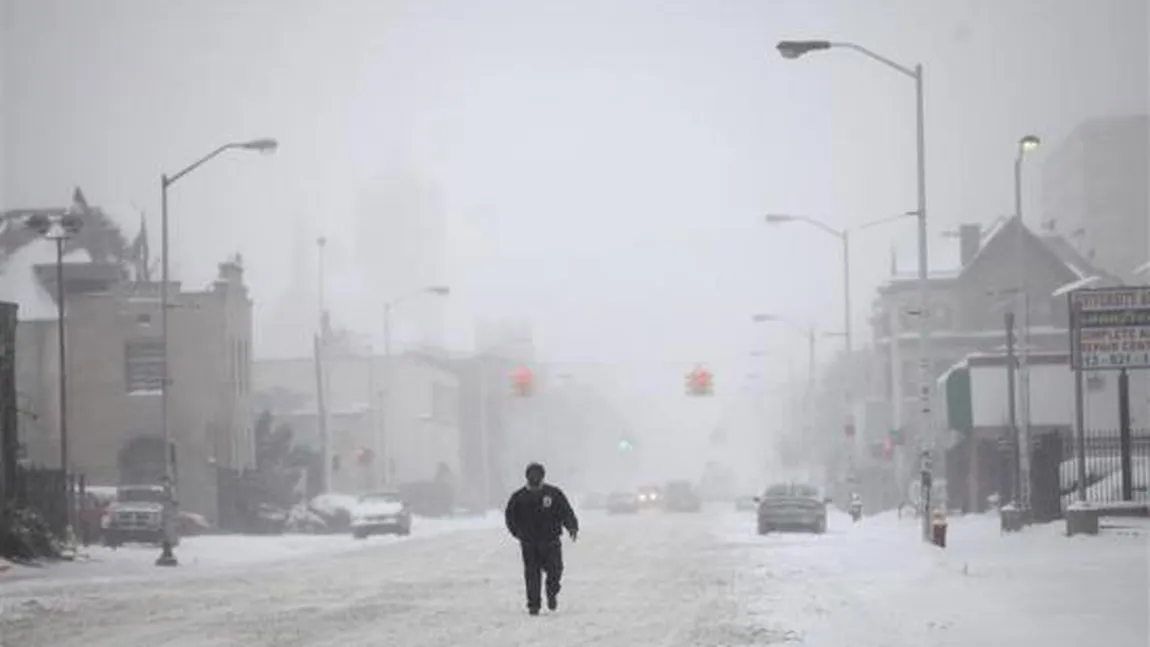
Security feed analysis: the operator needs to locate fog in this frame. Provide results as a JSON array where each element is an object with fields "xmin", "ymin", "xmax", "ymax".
[{"xmin": 1, "ymin": 0, "xmax": 1146, "ymax": 498}]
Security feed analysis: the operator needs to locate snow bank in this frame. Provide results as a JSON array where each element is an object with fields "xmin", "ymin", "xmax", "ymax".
[{"xmin": 0, "ymin": 513, "xmax": 501, "ymax": 587}]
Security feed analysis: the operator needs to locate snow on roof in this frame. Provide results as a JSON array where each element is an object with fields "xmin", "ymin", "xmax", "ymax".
[
  {"xmin": 0, "ymin": 237, "xmax": 63, "ymax": 320},
  {"xmin": 1039, "ymin": 233, "xmax": 1119, "ymax": 283}
]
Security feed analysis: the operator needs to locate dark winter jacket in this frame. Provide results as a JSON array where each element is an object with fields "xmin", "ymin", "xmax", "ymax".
[{"xmin": 505, "ymin": 484, "xmax": 578, "ymax": 544}]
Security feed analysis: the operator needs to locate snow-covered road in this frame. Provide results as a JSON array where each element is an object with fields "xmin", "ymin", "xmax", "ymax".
[{"xmin": 1, "ymin": 509, "xmax": 1146, "ymax": 646}]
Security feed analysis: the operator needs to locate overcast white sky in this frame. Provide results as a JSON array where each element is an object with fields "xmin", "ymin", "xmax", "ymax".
[{"xmin": 1, "ymin": 0, "xmax": 1146, "ymax": 404}]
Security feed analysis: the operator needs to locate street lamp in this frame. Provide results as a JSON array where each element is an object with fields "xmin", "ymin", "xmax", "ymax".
[
  {"xmin": 752, "ymin": 313, "xmax": 820, "ymax": 464},
  {"xmin": 379, "ymin": 285, "xmax": 450, "ymax": 485},
  {"xmin": 382, "ymin": 285, "xmax": 451, "ymax": 357},
  {"xmin": 764, "ymin": 211, "xmax": 916, "ymax": 358},
  {"xmin": 157, "ymin": 137, "xmax": 278, "ymax": 567},
  {"xmin": 776, "ymin": 37, "xmax": 932, "ymax": 541},
  {"xmin": 23, "ymin": 210, "xmax": 83, "ymax": 535},
  {"xmin": 1013, "ymin": 134, "xmax": 1040, "ymax": 519}
]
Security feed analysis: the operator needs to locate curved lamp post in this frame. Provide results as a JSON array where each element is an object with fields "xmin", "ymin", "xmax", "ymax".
[
  {"xmin": 157, "ymin": 138, "xmax": 278, "ymax": 567},
  {"xmin": 777, "ymin": 37, "xmax": 932, "ymax": 540}
]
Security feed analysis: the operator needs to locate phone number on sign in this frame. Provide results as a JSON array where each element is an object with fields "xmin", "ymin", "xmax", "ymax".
[{"xmin": 1078, "ymin": 352, "xmax": 1150, "ymax": 369}]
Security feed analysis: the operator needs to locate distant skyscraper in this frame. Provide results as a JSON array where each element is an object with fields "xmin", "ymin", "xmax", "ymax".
[
  {"xmin": 354, "ymin": 173, "xmax": 447, "ymax": 351},
  {"xmin": 1042, "ymin": 115, "xmax": 1149, "ymax": 283},
  {"xmin": 258, "ymin": 214, "xmax": 321, "ymax": 359}
]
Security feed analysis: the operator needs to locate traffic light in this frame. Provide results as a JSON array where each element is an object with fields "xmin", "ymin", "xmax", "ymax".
[
  {"xmin": 696, "ymin": 367, "xmax": 713, "ymax": 396},
  {"xmin": 685, "ymin": 366, "xmax": 714, "ymax": 396},
  {"xmin": 512, "ymin": 365, "xmax": 534, "ymax": 397}
]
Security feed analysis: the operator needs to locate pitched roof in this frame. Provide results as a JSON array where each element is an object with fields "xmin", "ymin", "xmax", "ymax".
[{"xmin": 961, "ymin": 215, "xmax": 1114, "ymax": 284}]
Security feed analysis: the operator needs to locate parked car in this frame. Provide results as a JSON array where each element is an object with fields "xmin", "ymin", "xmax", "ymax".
[
  {"xmin": 663, "ymin": 480, "xmax": 702, "ymax": 512},
  {"xmin": 606, "ymin": 491, "xmax": 640, "ymax": 515},
  {"xmin": 351, "ymin": 490, "xmax": 412, "ymax": 539},
  {"xmin": 756, "ymin": 482, "xmax": 829, "ymax": 535},
  {"xmin": 102, "ymin": 484, "xmax": 174, "ymax": 547},
  {"xmin": 636, "ymin": 484, "xmax": 663, "ymax": 509}
]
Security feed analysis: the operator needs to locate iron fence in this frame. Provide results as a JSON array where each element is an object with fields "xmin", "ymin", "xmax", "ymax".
[
  {"xmin": 11, "ymin": 465, "xmax": 85, "ymax": 536},
  {"xmin": 1054, "ymin": 428, "xmax": 1150, "ymax": 505}
]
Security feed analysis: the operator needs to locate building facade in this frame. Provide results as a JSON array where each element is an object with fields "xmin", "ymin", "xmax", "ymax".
[
  {"xmin": 17, "ymin": 257, "xmax": 255, "ymax": 523},
  {"xmin": 252, "ymin": 349, "xmax": 461, "ymax": 496},
  {"xmin": 860, "ymin": 218, "xmax": 1114, "ymax": 508}
]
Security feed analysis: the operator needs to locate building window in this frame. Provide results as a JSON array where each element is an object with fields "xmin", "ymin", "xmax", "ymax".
[{"xmin": 125, "ymin": 340, "xmax": 165, "ymax": 393}]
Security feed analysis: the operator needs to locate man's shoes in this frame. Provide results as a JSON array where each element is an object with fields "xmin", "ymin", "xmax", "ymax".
[
  {"xmin": 528, "ymin": 607, "xmax": 540, "ymax": 616},
  {"xmin": 547, "ymin": 593, "xmax": 558, "ymax": 611}
]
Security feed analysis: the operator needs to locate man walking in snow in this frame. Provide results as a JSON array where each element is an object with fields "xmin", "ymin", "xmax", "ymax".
[{"xmin": 505, "ymin": 462, "xmax": 579, "ymax": 615}]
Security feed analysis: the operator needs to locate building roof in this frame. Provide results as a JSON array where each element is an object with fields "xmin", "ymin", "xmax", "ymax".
[
  {"xmin": 1, "ymin": 189, "xmax": 146, "ymax": 321},
  {"xmin": 874, "ymin": 216, "xmax": 1114, "ymax": 303}
]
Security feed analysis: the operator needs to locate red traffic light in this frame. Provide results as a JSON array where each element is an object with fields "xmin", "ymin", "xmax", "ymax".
[
  {"xmin": 686, "ymin": 366, "xmax": 714, "ymax": 396},
  {"xmin": 512, "ymin": 366, "xmax": 534, "ymax": 396}
]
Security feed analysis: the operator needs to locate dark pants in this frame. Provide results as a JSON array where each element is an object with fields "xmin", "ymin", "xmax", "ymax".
[{"xmin": 520, "ymin": 540, "xmax": 563, "ymax": 610}]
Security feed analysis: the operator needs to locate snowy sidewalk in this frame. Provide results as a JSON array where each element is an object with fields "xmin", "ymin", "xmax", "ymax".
[
  {"xmin": 725, "ymin": 510, "xmax": 1149, "ymax": 647},
  {"xmin": 0, "ymin": 513, "xmax": 501, "ymax": 586}
]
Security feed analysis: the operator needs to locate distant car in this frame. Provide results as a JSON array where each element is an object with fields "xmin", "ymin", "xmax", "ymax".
[
  {"xmin": 757, "ymin": 483, "xmax": 829, "ymax": 535},
  {"xmin": 351, "ymin": 490, "xmax": 412, "ymax": 539},
  {"xmin": 663, "ymin": 480, "xmax": 702, "ymax": 513},
  {"xmin": 734, "ymin": 495, "xmax": 759, "ymax": 512},
  {"xmin": 606, "ymin": 491, "xmax": 640, "ymax": 515},
  {"xmin": 636, "ymin": 485, "xmax": 663, "ymax": 509}
]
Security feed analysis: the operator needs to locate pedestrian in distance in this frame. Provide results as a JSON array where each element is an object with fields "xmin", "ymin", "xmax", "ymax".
[{"xmin": 505, "ymin": 462, "xmax": 579, "ymax": 616}]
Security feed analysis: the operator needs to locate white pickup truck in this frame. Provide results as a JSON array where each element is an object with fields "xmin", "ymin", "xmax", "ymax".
[{"xmin": 102, "ymin": 484, "xmax": 177, "ymax": 547}]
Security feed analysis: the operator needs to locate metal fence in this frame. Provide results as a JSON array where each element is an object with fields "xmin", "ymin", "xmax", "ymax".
[
  {"xmin": 1055, "ymin": 428, "xmax": 1150, "ymax": 503},
  {"xmin": 11, "ymin": 465, "xmax": 85, "ymax": 536},
  {"xmin": 1028, "ymin": 428, "xmax": 1150, "ymax": 520}
]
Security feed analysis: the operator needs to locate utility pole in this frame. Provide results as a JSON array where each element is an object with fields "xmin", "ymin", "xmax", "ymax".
[
  {"xmin": 1005, "ymin": 311, "xmax": 1020, "ymax": 508},
  {"xmin": 315, "ymin": 236, "xmax": 330, "ymax": 493}
]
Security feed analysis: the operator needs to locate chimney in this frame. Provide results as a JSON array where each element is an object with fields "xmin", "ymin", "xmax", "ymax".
[
  {"xmin": 214, "ymin": 254, "xmax": 245, "ymax": 294},
  {"xmin": 959, "ymin": 224, "xmax": 981, "ymax": 267}
]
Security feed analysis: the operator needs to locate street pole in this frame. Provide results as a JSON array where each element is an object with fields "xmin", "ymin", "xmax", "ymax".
[
  {"xmin": 366, "ymin": 345, "xmax": 377, "ymax": 491},
  {"xmin": 806, "ymin": 326, "xmax": 817, "ymax": 467},
  {"xmin": 381, "ymin": 301, "xmax": 392, "ymax": 485},
  {"xmin": 1013, "ymin": 135, "xmax": 1040, "ymax": 520},
  {"xmin": 841, "ymin": 230, "xmax": 855, "ymax": 481},
  {"xmin": 315, "ymin": 237, "xmax": 330, "ymax": 493},
  {"xmin": 157, "ymin": 174, "xmax": 178, "ymax": 566},
  {"xmin": 1013, "ymin": 152, "xmax": 1029, "ymax": 520},
  {"xmin": 841, "ymin": 232, "xmax": 853, "ymax": 358},
  {"xmin": 478, "ymin": 359, "xmax": 491, "ymax": 514},
  {"xmin": 774, "ymin": 39, "xmax": 931, "ymax": 538},
  {"xmin": 1071, "ymin": 297, "xmax": 1088, "ymax": 502},
  {"xmin": 913, "ymin": 63, "xmax": 934, "ymax": 543},
  {"xmin": 53, "ymin": 235, "xmax": 74, "ymax": 537},
  {"xmin": 1005, "ymin": 311, "xmax": 1020, "ymax": 507},
  {"xmin": 155, "ymin": 138, "xmax": 277, "ymax": 567}
]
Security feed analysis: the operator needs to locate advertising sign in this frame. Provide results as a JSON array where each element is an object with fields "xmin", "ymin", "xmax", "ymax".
[{"xmin": 1070, "ymin": 286, "xmax": 1150, "ymax": 370}]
